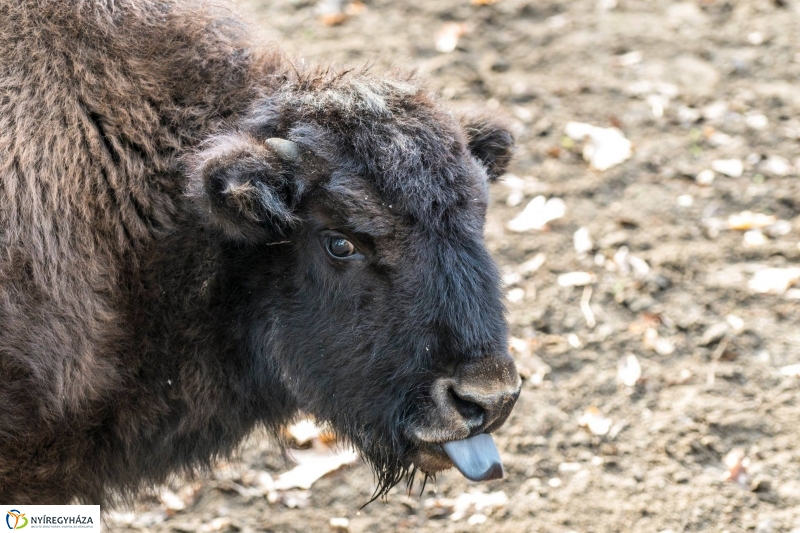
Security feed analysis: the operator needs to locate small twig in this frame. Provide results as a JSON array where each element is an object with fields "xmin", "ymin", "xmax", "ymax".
[
  {"xmin": 580, "ymin": 285, "xmax": 596, "ymax": 329},
  {"xmin": 706, "ymin": 336, "xmax": 730, "ymax": 387},
  {"xmin": 711, "ymin": 335, "xmax": 730, "ymax": 361}
]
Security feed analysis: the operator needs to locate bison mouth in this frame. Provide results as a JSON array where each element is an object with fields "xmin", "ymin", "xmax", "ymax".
[{"xmin": 413, "ymin": 433, "xmax": 504, "ymax": 482}]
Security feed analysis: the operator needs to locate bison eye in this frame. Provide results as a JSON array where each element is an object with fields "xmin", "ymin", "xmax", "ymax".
[{"xmin": 323, "ymin": 234, "xmax": 362, "ymax": 260}]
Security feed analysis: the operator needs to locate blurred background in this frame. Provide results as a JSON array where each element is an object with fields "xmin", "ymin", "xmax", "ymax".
[{"xmin": 110, "ymin": 0, "xmax": 800, "ymax": 531}]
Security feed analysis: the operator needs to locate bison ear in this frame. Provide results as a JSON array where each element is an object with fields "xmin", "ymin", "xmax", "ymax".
[
  {"xmin": 459, "ymin": 111, "xmax": 515, "ymax": 181},
  {"xmin": 186, "ymin": 134, "xmax": 302, "ymax": 242}
]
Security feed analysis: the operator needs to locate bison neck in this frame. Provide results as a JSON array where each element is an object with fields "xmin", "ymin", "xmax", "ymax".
[{"xmin": 104, "ymin": 225, "xmax": 298, "ymax": 498}]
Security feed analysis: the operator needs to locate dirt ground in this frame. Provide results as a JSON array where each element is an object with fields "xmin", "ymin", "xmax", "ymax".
[{"xmin": 109, "ymin": 0, "xmax": 800, "ymax": 531}]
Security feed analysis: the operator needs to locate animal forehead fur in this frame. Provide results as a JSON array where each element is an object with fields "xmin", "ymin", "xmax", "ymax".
[{"xmin": 246, "ymin": 71, "xmax": 489, "ymax": 226}]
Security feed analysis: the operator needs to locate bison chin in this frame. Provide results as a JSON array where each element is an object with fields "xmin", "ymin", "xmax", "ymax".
[
  {"xmin": 322, "ymin": 403, "xmax": 510, "ymax": 502},
  {"xmin": 326, "ymin": 425, "xmax": 421, "ymax": 502},
  {"xmin": 348, "ymin": 435, "xmax": 503, "ymax": 503},
  {"xmin": 300, "ymin": 397, "xmax": 441, "ymax": 501}
]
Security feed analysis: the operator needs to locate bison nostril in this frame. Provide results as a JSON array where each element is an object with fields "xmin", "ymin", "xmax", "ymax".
[{"xmin": 448, "ymin": 387, "xmax": 485, "ymax": 427}]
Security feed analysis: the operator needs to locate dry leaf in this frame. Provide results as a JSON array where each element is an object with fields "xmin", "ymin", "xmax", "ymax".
[
  {"xmin": 567, "ymin": 333, "xmax": 582, "ymax": 348},
  {"xmin": 628, "ymin": 313, "xmax": 662, "ymax": 334},
  {"xmin": 670, "ymin": 368, "xmax": 693, "ymax": 385},
  {"xmin": 748, "ymin": 267, "xmax": 800, "ymax": 294},
  {"xmin": 711, "ymin": 159, "xmax": 743, "ymax": 178},
  {"xmin": 435, "ymin": 22, "xmax": 468, "ymax": 53},
  {"xmin": 765, "ymin": 220, "xmax": 792, "ymax": 237},
  {"xmin": 699, "ymin": 322, "xmax": 729, "ymax": 347},
  {"xmin": 724, "ymin": 449, "xmax": 750, "ymax": 487},
  {"xmin": 761, "ymin": 155, "xmax": 793, "ymax": 176},
  {"xmin": 557, "ymin": 271, "xmax": 596, "ymax": 287},
  {"xmin": 616, "ymin": 51, "xmax": 643, "ymax": 67},
  {"xmin": 506, "ymin": 196, "xmax": 566, "ymax": 232},
  {"xmin": 198, "ymin": 517, "xmax": 233, "ymax": 533},
  {"xmin": 574, "ymin": 227, "xmax": 593, "ymax": 256},
  {"xmin": 780, "ymin": 364, "xmax": 800, "ymax": 377},
  {"xmin": 507, "ymin": 287, "xmax": 525, "ymax": 303},
  {"xmin": 579, "ymin": 406, "xmax": 612, "ymax": 436},
  {"xmin": 613, "ymin": 246, "xmax": 650, "ymax": 278},
  {"xmin": 617, "ymin": 354, "xmax": 642, "ymax": 387},
  {"xmin": 643, "ymin": 328, "xmax": 675, "ymax": 355},
  {"xmin": 558, "ymin": 462, "xmax": 582, "ymax": 473},
  {"xmin": 320, "ymin": 13, "xmax": 346, "ymax": 25},
  {"xmin": 274, "ymin": 444, "xmax": 358, "ymax": 491},
  {"xmin": 696, "ymin": 169, "xmax": 715, "ymax": 185},
  {"xmin": 547, "ymin": 477, "xmax": 562, "ymax": 488},
  {"xmin": 317, "ymin": 0, "xmax": 364, "ymax": 25},
  {"xmin": 467, "ymin": 514, "xmax": 488, "ymax": 525},
  {"xmin": 329, "ymin": 517, "xmax": 350, "ymax": 531},
  {"xmin": 345, "ymin": 1, "xmax": 366, "ymax": 15},
  {"xmin": 506, "ymin": 189, "xmax": 524, "ymax": 206},
  {"xmin": 565, "ymin": 122, "xmax": 633, "ymax": 171},
  {"xmin": 518, "ymin": 253, "xmax": 546, "ymax": 274},
  {"xmin": 278, "ymin": 490, "xmax": 311, "ymax": 508},
  {"xmin": 286, "ymin": 419, "xmax": 322, "ymax": 446},
  {"xmin": 159, "ymin": 488, "xmax": 187, "ymax": 514},
  {"xmin": 509, "ymin": 336, "xmax": 551, "ymax": 385},
  {"xmin": 317, "ymin": 0, "xmax": 348, "ymax": 26},
  {"xmin": 743, "ymin": 230, "xmax": 767, "ymax": 247},
  {"xmin": 424, "ymin": 489, "xmax": 508, "ymax": 522},
  {"xmin": 502, "ymin": 270, "xmax": 522, "ymax": 286},
  {"xmin": 745, "ymin": 112, "xmax": 768, "ymax": 129},
  {"xmin": 727, "ymin": 211, "xmax": 778, "ymax": 231}
]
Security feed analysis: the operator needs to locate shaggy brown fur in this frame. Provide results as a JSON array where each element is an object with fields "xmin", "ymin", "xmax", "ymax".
[
  {"xmin": 0, "ymin": 0, "xmax": 517, "ymax": 504},
  {"xmin": 0, "ymin": 0, "xmax": 284, "ymax": 502}
]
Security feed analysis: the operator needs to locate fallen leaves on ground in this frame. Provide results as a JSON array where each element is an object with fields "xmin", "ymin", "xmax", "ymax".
[
  {"xmin": 617, "ymin": 354, "xmax": 642, "ymax": 387},
  {"xmin": 509, "ymin": 336, "xmax": 551, "ymax": 385},
  {"xmin": 780, "ymin": 364, "xmax": 800, "ymax": 377},
  {"xmin": 643, "ymin": 328, "xmax": 675, "ymax": 356},
  {"xmin": 748, "ymin": 267, "xmax": 800, "ymax": 295},
  {"xmin": 557, "ymin": 271, "xmax": 596, "ymax": 287},
  {"xmin": 711, "ymin": 158, "xmax": 743, "ymax": 178},
  {"xmin": 579, "ymin": 406, "xmax": 612, "ymax": 436},
  {"xmin": 317, "ymin": 0, "xmax": 366, "ymax": 25},
  {"xmin": 611, "ymin": 246, "xmax": 650, "ymax": 278},
  {"xmin": 518, "ymin": 252, "xmax": 547, "ymax": 274},
  {"xmin": 329, "ymin": 517, "xmax": 350, "ymax": 531},
  {"xmin": 565, "ymin": 122, "xmax": 633, "ymax": 171},
  {"xmin": 506, "ymin": 195, "xmax": 566, "ymax": 232},
  {"xmin": 724, "ymin": 449, "xmax": 750, "ymax": 487},
  {"xmin": 424, "ymin": 489, "xmax": 508, "ymax": 522},
  {"xmin": 727, "ymin": 211, "xmax": 778, "ymax": 231},
  {"xmin": 274, "ymin": 441, "xmax": 358, "ymax": 491},
  {"xmin": 573, "ymin": 227, "xmax": 593, "ymax": 256},
  {"xmin": 435, "ymin": 22, "xmax": 468, "ymax": 53},
  {"xmin": 286, "ymin": 418, "xmax": 323, "ymax": 446}
]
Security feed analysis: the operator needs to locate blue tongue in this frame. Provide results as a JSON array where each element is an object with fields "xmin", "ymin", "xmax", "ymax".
[{"xmin": 442, "ymin": 433, "xmax": 504, "ymax": 482}]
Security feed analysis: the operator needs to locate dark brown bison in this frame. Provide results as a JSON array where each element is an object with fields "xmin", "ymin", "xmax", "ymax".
[{"xmin": 0, "ymin": 0, "xmax": 520, "ymax": 504}]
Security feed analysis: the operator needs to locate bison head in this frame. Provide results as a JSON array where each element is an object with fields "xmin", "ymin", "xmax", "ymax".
[{"xmin": 186, "ymin": 71, "xmax": 520, "ymax": 496}]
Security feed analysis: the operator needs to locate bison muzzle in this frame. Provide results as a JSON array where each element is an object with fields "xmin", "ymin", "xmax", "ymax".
[{"xmin": 0, "ymin": 0, "xmax": 520, "ymax": 504}]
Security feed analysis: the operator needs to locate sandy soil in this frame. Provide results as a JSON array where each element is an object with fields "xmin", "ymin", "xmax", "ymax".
[{"xmin": 109, "ymin": 0, "xmax": 800, "ymax": 531}]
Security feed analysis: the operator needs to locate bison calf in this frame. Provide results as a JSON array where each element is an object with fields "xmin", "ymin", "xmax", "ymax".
[{"xmin": 0, "ymin": 0, "xmax": 520, "ymax": 504}]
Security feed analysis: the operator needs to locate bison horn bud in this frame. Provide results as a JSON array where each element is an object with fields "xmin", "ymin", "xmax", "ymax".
[
  {"xmin": 186, "ymin": 133, "xmax": 301, "ymax": 242},
  {"xmin": 265, "ymin": 138, "xmax": 301, "ymax": 161}
]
